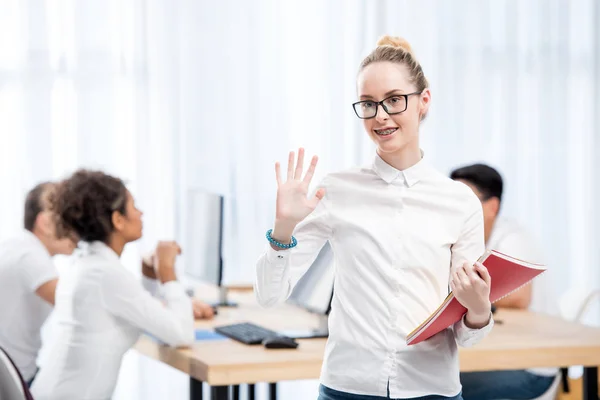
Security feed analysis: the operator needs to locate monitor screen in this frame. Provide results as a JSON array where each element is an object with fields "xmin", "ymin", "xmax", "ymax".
[
  {"xmin": 184, "ymin": 190, "xmax": 223, "ymax": 286},
  {"xmin": 287, "ymin": 241, "xmax": 335, "ymax": 315}
]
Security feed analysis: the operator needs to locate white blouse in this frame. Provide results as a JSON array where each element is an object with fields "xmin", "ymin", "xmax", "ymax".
[
  {"xmin": 255, "ymin": 154, "xmax": 494, "ymax": 398},
  {"xmin": 31, "ymin": 241, "xmax": 194, "ymax": 400}
]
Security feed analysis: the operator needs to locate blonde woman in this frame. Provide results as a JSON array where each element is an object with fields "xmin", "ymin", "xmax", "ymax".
[{"xmin": 255, "ymin": 36, "xmax": 494, "ymax": 400}]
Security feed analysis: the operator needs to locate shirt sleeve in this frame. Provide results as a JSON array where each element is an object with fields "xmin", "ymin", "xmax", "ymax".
[
  {"xmin": 19, "ymin": 250, "xmax": 58, "ymax": 292},
  {"xmin": 100, "ymin": 267, "xmax": 194, "ymax": 347},
  {"xmin": 450, "ymin": 190, "xmax": 494, "ymax": 347},
  {"xmin": 141, "ymin": 275, "xmax": 160, "ymax": 297},
  {"xmin": 255, "ymin": 179, "xmax": 333, "ymax": 307},
  {"xmin": 453, "ymin": 313, "xmax": 495, "ymax": 347}
]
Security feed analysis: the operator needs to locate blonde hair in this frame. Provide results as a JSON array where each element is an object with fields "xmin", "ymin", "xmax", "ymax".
[{"xmin": 360, "ymin": 35, "xmax": 429, "ymax": 93}]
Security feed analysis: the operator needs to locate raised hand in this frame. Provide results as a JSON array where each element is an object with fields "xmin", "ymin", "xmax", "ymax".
[
  {"xmin": 153, "ymin": 241, "xmax": 182, "ymax": 283},
  {"xmin": 154, "ymin": 241, "xmax": 182, "ymax": 268},
  {"xmin": 274, "ymin": 148, "xmax": 325, "ymax": 224}
]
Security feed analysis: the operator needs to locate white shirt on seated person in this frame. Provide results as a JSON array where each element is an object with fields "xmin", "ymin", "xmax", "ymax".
[
  {"xmin": 487, "ymin": 216, "xmax": 557, "ymax": 377},
  {"xmin": 0, "ymin": 230, "xmax": 58, "ymax": 383},
  {"xmin": 30, "ymin": 241, "xmax": 194, "ymax": 400}
]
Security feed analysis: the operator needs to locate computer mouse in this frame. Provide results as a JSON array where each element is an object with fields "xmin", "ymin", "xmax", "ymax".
[{"xmin": 262, "ymin": 336, "xmax": 299, "ymax": 349}]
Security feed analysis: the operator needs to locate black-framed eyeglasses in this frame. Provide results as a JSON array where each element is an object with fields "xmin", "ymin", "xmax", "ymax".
[{"xmin": 352, "ymin": 91, "xmax": 422, "ymax": 119}]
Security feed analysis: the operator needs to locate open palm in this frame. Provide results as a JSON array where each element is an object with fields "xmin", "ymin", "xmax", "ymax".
[{"xmin": 275, "ymin": 148, "xmax": 325, "ymax": 224}]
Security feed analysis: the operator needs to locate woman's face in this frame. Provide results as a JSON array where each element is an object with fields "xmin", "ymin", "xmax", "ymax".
[
  {"xmin": 356, "ymin": 61, "xmax": 430, "ymax": 157},
  {"xmin": 113, "ymin": 191, "xmax": 144, "ymax": 243}
]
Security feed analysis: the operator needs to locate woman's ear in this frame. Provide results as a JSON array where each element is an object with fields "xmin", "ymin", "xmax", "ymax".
[
  {"xmin": 419, "ymin": 88, "xmax": 431, "ymax": 121},
  {"xmin": 35, "ymin": 211, "xmax": 54, "ymax": 237},
  {"xmin": 111, "ymin": 210, "xmax": 125, "ymax": 232}
]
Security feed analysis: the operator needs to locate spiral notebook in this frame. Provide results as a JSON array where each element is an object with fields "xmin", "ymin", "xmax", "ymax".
[{"xmin": 406, "ymin": 249, "xmax": 546, "ymax": 346}]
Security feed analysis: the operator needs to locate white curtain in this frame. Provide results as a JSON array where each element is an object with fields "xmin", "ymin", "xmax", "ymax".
[
  {"xmin": 180, "ymin": 0, "xmax": 600, "ymax": 312},
  {"xmin": 1, "ymin": 0, "xmax": 598, "ymax": 399},
  {"xmin": 0, "ymin": 0, "xmax": 182, "ymax": 398}
]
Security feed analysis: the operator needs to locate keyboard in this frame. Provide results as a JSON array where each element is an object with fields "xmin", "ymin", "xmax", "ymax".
[{"xmin": 214, "ymin": 322, "xmax": 283, "ymax": 345}]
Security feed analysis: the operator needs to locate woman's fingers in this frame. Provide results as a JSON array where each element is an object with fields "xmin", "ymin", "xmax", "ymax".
[
  {"xmin": 456, "ymin": 266, "xmax": 471, "ymax": 287},
  {"xmin": 294, "ymin": 148, "xmax": 305, "ymax": 179},
  {"xmin": 279, "ymin": 149, "xmax": 319, "ymax": 185},
  {"xmin": 303, "ymin": 155, "xmax": 319, "ymax": 185},
  {"xmin": 286, "ymin": 151, "xmax": 295, "ymax": 181},
  {"xmin": 275, "ymin": 162, "xmax": 281, "ymax": 186},
  {"xmin": 474, "ymin": 262, "xmax": 491, "ymax": 286}
]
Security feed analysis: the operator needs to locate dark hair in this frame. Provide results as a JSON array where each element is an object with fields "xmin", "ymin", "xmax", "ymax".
[
  {"xmin": 24, "ymin": 182, "xmax": 54, "ymax": 232},
  {"xmin": 50, "ymin": 169, "xmax": 128, "ymax": 243},
  {"xmin": 450, "ymin": 163, "xmax": 503, "ymax": 202}
]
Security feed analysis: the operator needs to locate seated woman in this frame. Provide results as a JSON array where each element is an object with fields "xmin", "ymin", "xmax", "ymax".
[{"xmin": 31, "ymin": 169, "xmax": 196, "ymax": 400}]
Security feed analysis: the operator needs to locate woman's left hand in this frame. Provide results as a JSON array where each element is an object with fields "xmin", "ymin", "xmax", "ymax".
[{"xmin": 450, "ymin": 261, "xmax": 492, "ymax": 328}]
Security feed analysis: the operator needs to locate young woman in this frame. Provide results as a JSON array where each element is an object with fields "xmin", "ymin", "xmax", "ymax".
[
  {"xmin": 31, "ymin": 170, "xmax": 195, "ymax": 400},
  {"xmin": 255, "ymin": 36, "xmax": 494, "ymax": 400}
]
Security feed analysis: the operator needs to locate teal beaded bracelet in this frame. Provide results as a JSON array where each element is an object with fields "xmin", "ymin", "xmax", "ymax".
[{"xmin": 266, "ymin": 229, "xmax": 297, "ymax": 249}]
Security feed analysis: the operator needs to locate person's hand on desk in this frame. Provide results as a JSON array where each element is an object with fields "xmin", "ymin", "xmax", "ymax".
[
  {"xmin": 451, "ymin": 261, "xmax": 492, "ymax": 329},
  {"xmin": 192, "ymin": 299, "xmax": 215, "ymax": 320}
]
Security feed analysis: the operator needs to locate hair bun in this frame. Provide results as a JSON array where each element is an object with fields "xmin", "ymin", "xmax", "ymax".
[{"xmin": 376, "ymin": 35, "xmax": 413, "ymax": 53}]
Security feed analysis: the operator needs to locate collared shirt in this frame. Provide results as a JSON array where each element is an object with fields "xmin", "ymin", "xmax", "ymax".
[
  {"xmin": 0, "ymin": 230, "xmax": 57, "ymax": 381},
  {"xmin": 255, "ymin": 154, "xmax": 494, "ymax": 398},
  {"xmin": 31, "ymin": 241, "xmax": 193, "ymax": 400}
]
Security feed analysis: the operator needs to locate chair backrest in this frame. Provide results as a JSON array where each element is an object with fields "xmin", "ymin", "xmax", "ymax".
[
  {"xmin": 559, "ymin": 288, "xmax": 600, "ymax": 386},
  {"xmin": 0, "ymin": 346, "xmax": 34, "ymax": 400},
  {"xmin": 559, "ymin": 289, "xmax": 600, "ymax": 324},
  {"xmin": 573, "ymin": 290, "xmax": 600, "ymax": 323}
]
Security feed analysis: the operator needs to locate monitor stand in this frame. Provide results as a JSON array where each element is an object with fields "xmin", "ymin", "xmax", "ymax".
[
  {"xmin": 185, "ymin": 285, "xmax": 238, "ymax": 307},
  {"xmin": 279, "ymin": 315, "xmax": 329, "ymax": 339},
  {"xmin": 210, "ymin": 286, "xmax": 238, "ymax": 308}
]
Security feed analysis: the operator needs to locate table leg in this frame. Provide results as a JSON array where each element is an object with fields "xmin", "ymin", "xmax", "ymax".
[
  {"xmin": 269, "ymin": 382, "xmax": 277, "ymax": 400},
  {"xmin": 190, "ymin": 377, "xmax": 203, "ymax": 400},
  {"xmin": 560, "ymin": 367, "xmax": 570, "ymax": 393},
  {"xmin": 210, "ymin": 385, "xmax": 229, "ymax": 400},
  {"xmin": 232, "ymin": 384, "xmax": 240, "ymax": 400},
  {"xmin": 583, "ymin": 366, "xmax": 599, "ymax": 400}
]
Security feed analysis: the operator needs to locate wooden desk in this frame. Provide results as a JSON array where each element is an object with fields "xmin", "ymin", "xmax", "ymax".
[{"xmin": 135, "ymin": 289, "xmax": 600, "ymax": 400}]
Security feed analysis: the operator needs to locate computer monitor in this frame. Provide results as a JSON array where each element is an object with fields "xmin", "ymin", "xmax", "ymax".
[
  {"xmin": 283, "ymin": 241, "xmax": 335, "ymax": 339},
  {"xmin": 184, "ymin": 189, "xmax": 236, "ymax": 307}
]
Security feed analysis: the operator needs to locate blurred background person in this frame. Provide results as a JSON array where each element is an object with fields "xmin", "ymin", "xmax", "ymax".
[{"xmin": 0, "ymin": 182, "xmax": 76, "ymax": 386}]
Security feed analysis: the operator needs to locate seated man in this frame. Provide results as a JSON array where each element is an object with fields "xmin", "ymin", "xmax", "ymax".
[
  {"xmin": 0, "ymin": 182, "xmax": 76, "ymax": 386},
  {"xmin": 450, "ymin": 163, "xmax": 557, "ymax": 400}
]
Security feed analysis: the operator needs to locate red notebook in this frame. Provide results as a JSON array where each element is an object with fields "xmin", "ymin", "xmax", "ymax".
[{"xmin": 405, "ymin": 249, "xmax": 546, "ymax": 346}]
